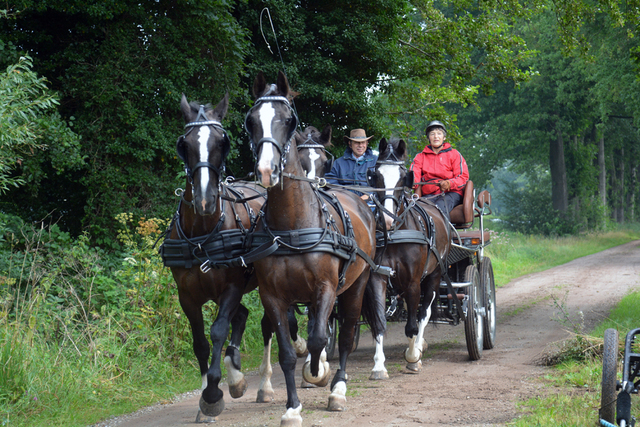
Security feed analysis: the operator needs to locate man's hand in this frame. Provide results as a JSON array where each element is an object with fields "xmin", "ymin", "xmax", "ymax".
[{"xmin": 438, "ymin": 180, "xmax": 451, "ymax": 192}]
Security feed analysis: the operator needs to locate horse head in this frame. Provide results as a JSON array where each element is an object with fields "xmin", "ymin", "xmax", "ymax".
[
  {"xmin": 367, "ymin": 137, "xmax": 413, "ymax": 229},
  {"xmin": 296, "ymin": 125, "xmax": 333, "ymax": 179},
  {"xmin": 245, "ymin": 71, "xmax": 299, "ymax": 188},
  {"xmin": 177, "ymin": 93, "xmax": 230, "ymax": 216}
]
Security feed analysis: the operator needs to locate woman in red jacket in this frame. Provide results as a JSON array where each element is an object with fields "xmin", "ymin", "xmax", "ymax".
[{"xmin": 410, "ymin": 120, "xmax": 469, "ymax": 220}]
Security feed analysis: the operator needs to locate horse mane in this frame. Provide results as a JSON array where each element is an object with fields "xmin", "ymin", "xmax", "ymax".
[{"xmin": 379, "ymin": 137, "xmax": 406, "ymax": 162}]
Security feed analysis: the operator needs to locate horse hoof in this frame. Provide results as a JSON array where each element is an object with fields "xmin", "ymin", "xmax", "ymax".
[
  {"xmin": 256, "ymin": 389, "xmax": 274, "ymax": 403},
  {"xmin": 195, "ymin": 409, "xmax": 217, "ymax": 423},
  {"xmin": 199, "ymin": 395, "xmax": 225, "ymax": 417},
  {"xmin": 302, "ymin": 360, "xmax": 331, "ymax": 386},
  {"xmin": 280, "ymin": 416, "xmax": 302, "ymax": 427},
  {"xmin": 369, "ymin": 370, "xmax": 389, "ymax": 380},
  {"xmin": 406, "ymin": 360, "xmax": 422, "ymax": 373},
  {"xmin": 404, "ymin": 347, "xmax": 422, "ymax": 364},
  {"xmin": 228, "ymin": 377, "xmax": 248, "ymax": 398},
  {"xmin": 300, "ymin": 378, "xmax": 317, "ymax": 388},
  {"xmin": 327, "ymin": 394, "xmax": 347, "ymax": 411}
]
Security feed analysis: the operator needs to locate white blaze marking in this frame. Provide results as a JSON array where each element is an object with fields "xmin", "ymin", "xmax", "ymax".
[
  {"xmin": 379, "ymin": 164, "xmax": 400, "ymax": 225},
  {"xmin": 197, "ymin": 126, "xmax": 211, "ymax": 196},
  {"xmin": 306, "ymin": 148, "xmax": 320, "ymax": 178},
  {"xmin": 257, "ymin": 103, "xmax": 276, "ymax": 175}
]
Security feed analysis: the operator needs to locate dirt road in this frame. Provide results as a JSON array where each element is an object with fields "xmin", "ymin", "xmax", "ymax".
[{"xmin": 94, "ymin": 240, "xmax": 640, "ymax": 427}]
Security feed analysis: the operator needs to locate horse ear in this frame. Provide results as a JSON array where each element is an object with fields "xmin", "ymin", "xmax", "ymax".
[
  {"xmin": 276, "ymin": 70, "xmax": 290, "ymax": 97},
  {"xmin": 319, "ymin": 124, "xmax": 332, "ymax": 146},
  {"xmin": 397, "ymin": 138, "xmax": 407, "ymax": 159},
  {"xmin": 378, "ymin": 138, "xmax": 388, "ymax": 156},
  {"xmin": 212, "ymin": 92, "xmax": 229, "ymax": 122},
  {"xmin": 180, "ymin": 93, "xmax": 193, "ymax": 122},
  {"xmin": 253, "ymin": 72, "xmax": 267, "ymax": 98}
]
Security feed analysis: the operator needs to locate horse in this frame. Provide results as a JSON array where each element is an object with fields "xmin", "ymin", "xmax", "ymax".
[
  {"xmin": 296, "ymin": 125, "xmax": 333, "ymax": 179},
  {"xmin": 160, "ymin": 93, "xmax": 265, "ymax": 420},
  {"xmin": 255, "ymin": 125, "xmax": 335, "ymax": 397},
  {"xmin": 363, "ymin": 137, "xmax": 452, "ymax": 377},
  {"xmin": 243, "ymin": 71, "xmax": 386, "ymax": 427}
]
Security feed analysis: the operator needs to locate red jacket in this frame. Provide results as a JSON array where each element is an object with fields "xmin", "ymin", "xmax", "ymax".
[{"xmin": 411, "ymin": 142, "xmax": 469, "ymax": 197}]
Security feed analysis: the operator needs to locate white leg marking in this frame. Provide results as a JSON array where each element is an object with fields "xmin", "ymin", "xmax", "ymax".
[
  {"xmin": 197, "ymin": 126, "xmax": 211, "ymax": 197},
  {"xmin": 292, "ymin": 334, "xmax": 307, "ymax": 355},
  {"xmin": 224, "ymin": 354, "xmax": 245, "ymax": 387},
  {"xmin": 372, "ymin": 334, "xmax": 387, "ymax": 373},
  {"xmin": 303, "ymin": 349, "xmax": 328, "ymax": 382},
  {"xmin": 258, "ymin": 338, "xmax": 274, "ymax": 396},
  {"xmin": 281, "ymin": 404, "xmax": 303, "ymax": 425},
  {"xmin": 201, "ymin": 374, "xmax": 208, "ymax": 390},
  {"xmin": 415, "ymin": 291, "xmax": 436, "ymax": 352}
]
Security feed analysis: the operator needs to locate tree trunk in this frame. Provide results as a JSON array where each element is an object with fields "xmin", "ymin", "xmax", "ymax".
[
  {"xmin": 629, "ymin": 165, "xmax": 636, "ymax": 222},
  {"xmin": 550, "ymin": 124, "xmax": 568, "ymax": 213},
  {"xmin": 598, "ymin": 135, "xmax": 606, "ymax": 208},
  {"xmin": 615, "ymin": 147, "xmax": 625, "ymax": 223}
]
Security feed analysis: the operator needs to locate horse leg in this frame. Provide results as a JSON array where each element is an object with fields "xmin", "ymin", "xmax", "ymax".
[
  {"xmin": 199, "ymin": 288, "xmax": 243, "ymax": 418},
  {"xmin": 256, "ymin": 313, "xmax": 275, "ymax": 403},
  {"xmin": 404, "ymin": 274, "xmax": 424, "ymax": 371},
  {"xmin": 302, "ymin": 294, "xmax": 332, "ymax": 387},
  {"xmin": 328, "ymin": 270, "xmax": 370, "ymax": 411},
  {"xmin": 405, "ymin": 274, "xmax": 437, "ymax": 372},
  {"xmin": 262, "ymin": 295, "xmax": 302, "ymax": 427},
  {"xmin": 364, "ymin": 273, "xmax": 389, "ymax": 380},
  {"xmin": 178, "ymin": 295, "xmax": 214, "ymax": 421},
  {"xmin": 288, "ymin": 305, "xmax": 308, "ymax": 357},
  {"xmin": 224, "ymin": 304, "xmax": 248, "ymax": 398}
]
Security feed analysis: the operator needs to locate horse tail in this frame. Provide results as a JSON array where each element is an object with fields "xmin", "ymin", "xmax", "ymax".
[{"xmin": 360, "ymin": 274, "xmax": 387, "ymax": 339}]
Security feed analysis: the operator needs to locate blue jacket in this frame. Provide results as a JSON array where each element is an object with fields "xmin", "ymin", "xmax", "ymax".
[{"xmin": 326, "ymin": 147, "xmax": 377, "ymax": 195}]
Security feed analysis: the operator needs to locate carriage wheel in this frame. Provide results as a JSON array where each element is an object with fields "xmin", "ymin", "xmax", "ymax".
[
  {"xmin": 480, "ymin": 257, "xmax": 497, "ymax": 350},
  {"xmin": 600, "ymin": 328, "xmax": 619, "ymax": 424},
  {"xmin": 325, "ymin": 316, "xmax": 337, "ymax": 360},
  {"xmin": 464, "ymin": 264, "xmax": 483, "ymax": 361}
]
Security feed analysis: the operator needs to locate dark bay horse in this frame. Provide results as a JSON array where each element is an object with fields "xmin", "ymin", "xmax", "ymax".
[
  {"xmin": 364, "ymin": 137, "xmax": 451, "ymax": 376},
  {"xmin": 296, "ymin": 125, "xmax": 333, "ymax": 179},
  {"xmin": 161, "ymin": 94, "xmax": 265, "ymax": 419},
  {"xmin": 245, "ymin": 71, "xmax": 382, "ymax": 426}
]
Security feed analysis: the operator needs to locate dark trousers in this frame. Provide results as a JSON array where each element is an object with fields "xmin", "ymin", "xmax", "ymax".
[{"xmin": 424, "ymin": 192, "xmax": 462, "ymax": 221}]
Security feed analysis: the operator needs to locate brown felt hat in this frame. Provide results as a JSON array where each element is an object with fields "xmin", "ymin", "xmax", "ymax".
[{"xmin": 343, "ymin": 129, "xmax": 373, "ymax": 144}]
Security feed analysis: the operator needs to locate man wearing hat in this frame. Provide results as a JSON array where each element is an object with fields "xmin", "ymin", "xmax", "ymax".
[
  {"xmin": 326, "ymin": 128, "xmax": 378, "ymax": 198},
  {"xmin": 410, "ymin": 120, "xmax": 468, "ymax": 220}
]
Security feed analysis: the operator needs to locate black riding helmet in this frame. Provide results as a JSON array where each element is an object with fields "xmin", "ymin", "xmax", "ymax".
[{"xmin": 425, "ymin": 120, "xmax": 446, "ymax": 135}]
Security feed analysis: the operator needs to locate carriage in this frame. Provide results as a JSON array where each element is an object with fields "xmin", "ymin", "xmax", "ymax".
[
  {"xmin": 325, "ymin": 178, "xmax": 497, "ymax": 362},
  {"xmin": 163, "ymin": 72, "xmax": 497, "ymax": 426}
]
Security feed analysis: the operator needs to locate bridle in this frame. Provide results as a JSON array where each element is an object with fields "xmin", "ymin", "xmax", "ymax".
[
  {"xmin": 297, "ymin": 133, "xmax": 335, "ymax": 172},
  {"xmin": 244, "ymin": 92, "xmax": 299, "ymax": 179},
  {"xmin": 176, "ymin": 105, "xmax": 229, "ymax": 184}
]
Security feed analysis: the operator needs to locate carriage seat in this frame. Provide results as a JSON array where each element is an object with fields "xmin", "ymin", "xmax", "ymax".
[{"xmin": 449, "ymin": 181, "xmax": 474, "ymax": 229}]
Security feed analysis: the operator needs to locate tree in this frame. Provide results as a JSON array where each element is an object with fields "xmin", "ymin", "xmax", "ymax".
[
  {"xmin": 0, "ymin": 53, "xmax": 81, "ymax": 195},
  {"xmin": 0, "ymin": 1, "xmax": 248, "ymax": 243}
]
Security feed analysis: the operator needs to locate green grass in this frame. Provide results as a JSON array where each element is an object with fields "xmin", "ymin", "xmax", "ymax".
[
  {"xmin": 508, "ymin": 273, "xmax": 640, "ymax": 426},
  {"xmin": 486, "ymin": 225, "xmax": 640, "ymax": 287},
  {"xmin": 2, "ymin": 214, "xmax": 639, "ymax": 427}
]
